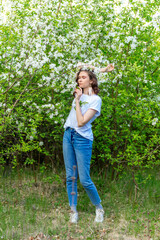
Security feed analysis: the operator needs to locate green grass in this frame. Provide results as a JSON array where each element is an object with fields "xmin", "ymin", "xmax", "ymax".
[{"xmin": 0, "ymin": 167, "xmax": 160, "ymax": 240}]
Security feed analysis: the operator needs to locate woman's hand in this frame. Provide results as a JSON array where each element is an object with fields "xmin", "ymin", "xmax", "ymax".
[
  {"xmin": 100, "ymin": 64, "xmax": 114, "ymax": 73},
  {"xmin": 74, "ymin": 87, "xmax": 82, "ymax": 100},
  {"xmin": 105, "ymin": 64, "xmax": 114, "ymax": 72}
]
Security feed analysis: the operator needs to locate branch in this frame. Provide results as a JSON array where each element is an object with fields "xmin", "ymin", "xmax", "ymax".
[
  {"xmin": 151, "ymin": 66, "xmax": 159, "ymax": 76},
  {"xmin": 56, "ymin": 0, "xmax": 62, "ymax": 17},
  {"xmin": 7, "ymin": 70, "xmax": 38, "ymax": 117},
  {"xmin": 142, "ymin": 144, "xmax": 160, "ymax": 160},
  {"xmin": 1, "ymin": 65, "xmax": 32, "ymax": 96}
]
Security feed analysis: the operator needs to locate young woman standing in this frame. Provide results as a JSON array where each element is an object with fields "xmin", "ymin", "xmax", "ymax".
[{"xmin": 63, "ymin": 63, "xmax": 114, "ymax": 223}]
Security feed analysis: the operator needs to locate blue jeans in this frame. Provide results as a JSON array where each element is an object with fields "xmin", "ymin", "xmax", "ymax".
[{"xmin": 63, "ymin": 127, "xmax": 101, "ymax": 207}]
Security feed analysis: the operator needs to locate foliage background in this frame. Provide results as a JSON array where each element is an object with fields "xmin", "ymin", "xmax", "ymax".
[{"xmin": 0, "ymin": 0, "xmax": 160, "ymax": 181}]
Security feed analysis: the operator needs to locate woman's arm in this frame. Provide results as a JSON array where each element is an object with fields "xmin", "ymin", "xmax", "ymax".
[
  {"xmin": 75, "ymin": 98, "xmax": 97, "ymax": 127},
  {"xmin": 74, "ymin": 88, "xmax": 97, "ymax": 127},
  {"xmin": 100, "ymin": 64, "xmax": 114, "ymax": 72},
  {"xmin": 77, "ymin": 62, "xmax": 114, "ymax": 72}
]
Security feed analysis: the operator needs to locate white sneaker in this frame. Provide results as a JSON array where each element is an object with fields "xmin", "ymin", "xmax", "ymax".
[
  {"xmin": 70, "ymin": 211, "xmax": 78, "ymax": 223},
  {"xmin": 94, "ymin": 209, "xmax": 104, "ymax": 223}
]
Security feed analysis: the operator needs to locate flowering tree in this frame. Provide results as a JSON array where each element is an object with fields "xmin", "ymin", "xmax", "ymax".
[{"xmin": 0, "ymin": 0, "xmax": 159, "ymax": 178}]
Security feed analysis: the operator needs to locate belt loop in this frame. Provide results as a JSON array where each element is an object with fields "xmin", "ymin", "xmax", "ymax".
[{"xmin": 66, "ymin": 127, "xmax": 74, "ymax": 131}]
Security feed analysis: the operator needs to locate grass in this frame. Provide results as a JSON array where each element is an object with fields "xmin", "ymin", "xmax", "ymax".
[{"xmin": 0, "ymin": 167, "xmax": 160, "ymax": 240}]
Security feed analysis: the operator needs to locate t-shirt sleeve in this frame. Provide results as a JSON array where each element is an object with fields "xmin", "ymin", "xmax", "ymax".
[{"xmin": 89, "ymin": 96, "xmax": 102, "ymax": 117}]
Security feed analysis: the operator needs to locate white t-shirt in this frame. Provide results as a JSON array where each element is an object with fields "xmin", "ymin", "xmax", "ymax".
[{"xmin": 64, "ymin": 94, "xmax": 102, "ymax": 141}]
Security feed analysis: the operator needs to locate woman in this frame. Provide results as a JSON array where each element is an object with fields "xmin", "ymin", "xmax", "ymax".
[{"xmin": 63, "ymin": 63, "xmax": 114, "ymax": 223}]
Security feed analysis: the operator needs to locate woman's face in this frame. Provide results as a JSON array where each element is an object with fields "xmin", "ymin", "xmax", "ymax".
[{"xmin": 77, "ymin": 71, "xmax": 92, "ymax": 89}]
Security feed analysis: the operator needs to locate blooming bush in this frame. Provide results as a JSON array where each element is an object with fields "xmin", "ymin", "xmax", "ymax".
[{"xmin": 0, "ymin": 0, "xmax": 159, "ymax": 178}]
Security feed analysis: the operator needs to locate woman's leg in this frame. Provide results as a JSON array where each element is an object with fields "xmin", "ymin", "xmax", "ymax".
[
  {"xmin": 63, "ymin": 129, "xmax": 78, "ymax": 208},
  {"xmin": 73, "ymin": 132, "xmax": 101, "ymax": 205}
]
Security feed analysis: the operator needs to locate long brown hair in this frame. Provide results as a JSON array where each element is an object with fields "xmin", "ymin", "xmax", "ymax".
[{"xmin": 75, "ymin": 69, "xmax": 100, "ymax": 95}]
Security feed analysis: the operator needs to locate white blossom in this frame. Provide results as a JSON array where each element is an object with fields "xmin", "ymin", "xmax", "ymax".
[
  {"xmin": 49, "ymin": 113, "xmax": 54, "ymax": 119},
  {"xmin": 6, "ymin": 108, "xmax": 11, "ymax": 113},
  {"xmin": 154, "ymin": 56, "xmax": 159, "ymax": 61},
  {"xmin": 39, "ymin": 141, "xmax": 44, "ymax": 146},
  {"xmin": 125, "ymin": 36, "xmax": 137, "ymax": 44},
  {"xmin": 152, "ymin": 118, "xmax": 158, "ymax": 126},
  {"xmin": 30, "ymin": 136, "xmax": 34, "ymax": 140},
  {"xmin": 50, "ymin": 63, "xmax": 56, "ymax": 69}
]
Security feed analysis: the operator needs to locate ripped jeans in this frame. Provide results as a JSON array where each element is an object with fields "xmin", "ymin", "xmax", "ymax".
[{"xmin": 63, "ymin": 127, "xmax": 101, "ymax": 207}]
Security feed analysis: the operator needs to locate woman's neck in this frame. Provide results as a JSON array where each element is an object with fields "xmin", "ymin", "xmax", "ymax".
[{"xmin": 83, "ymin": 87, "xmax": 94, "ymax": 95}]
